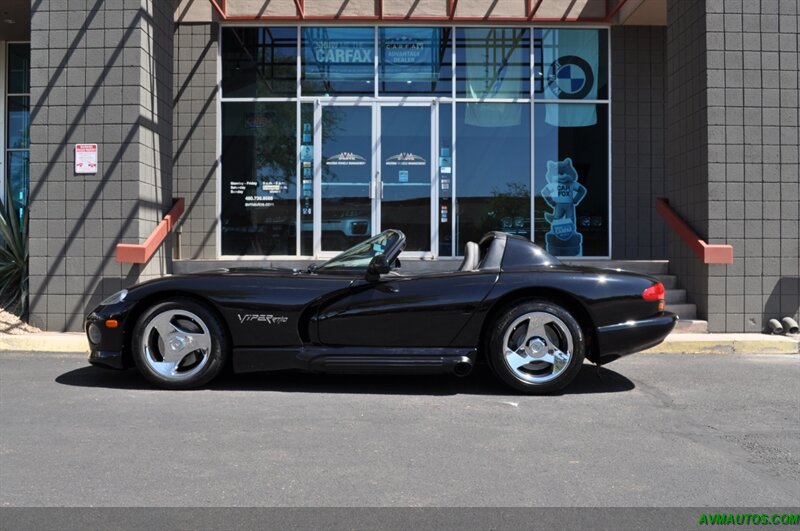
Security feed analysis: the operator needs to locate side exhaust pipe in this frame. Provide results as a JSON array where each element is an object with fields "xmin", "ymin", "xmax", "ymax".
[
  {"xmin": 452, "ymin": 358, "xmax": 474, "ymax": 377},
  {"xmin": 781, "ymin": 317, "xmax": 799, "ymax": 335}
]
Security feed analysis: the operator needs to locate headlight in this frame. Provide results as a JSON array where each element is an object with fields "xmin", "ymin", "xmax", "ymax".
[{"xmin": 100, "ymin": 289, "xmax": 128, "ymax": 305}]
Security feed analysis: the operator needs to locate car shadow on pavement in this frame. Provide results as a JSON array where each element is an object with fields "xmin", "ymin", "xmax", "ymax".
[{"xmin": 55, "ymin": 364, "xmax": 635, "ymax": 396}]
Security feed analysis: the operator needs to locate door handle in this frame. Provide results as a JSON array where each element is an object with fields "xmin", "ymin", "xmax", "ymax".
[{"xmin": 380, "ymin": 181, "xmax": 384, "ymax": 199}]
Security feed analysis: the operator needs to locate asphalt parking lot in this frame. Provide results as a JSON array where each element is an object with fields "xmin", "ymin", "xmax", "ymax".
[{"xmin": 1, "ymin": 351, "xmax": 798, "ymax": 507}]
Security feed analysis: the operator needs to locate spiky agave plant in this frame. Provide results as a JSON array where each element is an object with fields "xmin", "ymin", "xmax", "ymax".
[{"xmin": 0, "ymin": 177, "xmax": 28, "ymax": 317}]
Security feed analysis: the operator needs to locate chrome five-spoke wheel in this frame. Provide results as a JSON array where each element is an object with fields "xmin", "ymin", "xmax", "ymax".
[{"xmin": 489, "ymin": 300, "xmax": 585, "ymax": 394}]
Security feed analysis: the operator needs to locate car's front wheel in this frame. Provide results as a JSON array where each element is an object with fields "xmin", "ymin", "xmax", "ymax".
[
  {"xmin": 488, "ymin": 300, "xmax": 585, "ymax": 394},
  {"xmin": 132, "ymin": 298, "xmax": 229, "ymax": 389}
]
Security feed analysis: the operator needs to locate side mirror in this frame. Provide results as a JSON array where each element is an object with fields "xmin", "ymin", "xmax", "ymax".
[{"xmin": 366, "ymin": 255, "xmax": 391, "ymax": 281}]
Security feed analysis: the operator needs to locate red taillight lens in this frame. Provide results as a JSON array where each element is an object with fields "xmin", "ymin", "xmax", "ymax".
[{"xmin": 642, "ymin": 282, "xmax": 665, "ymax": 302}]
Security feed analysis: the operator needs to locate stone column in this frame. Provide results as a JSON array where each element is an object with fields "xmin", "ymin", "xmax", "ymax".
[
  {"xmin": 665, "ymin": 0, "xmax": 799, "ymax": 332},
  {"xmin": 28, "ymin": 0, "xmax": 174, "ymax": 331}
]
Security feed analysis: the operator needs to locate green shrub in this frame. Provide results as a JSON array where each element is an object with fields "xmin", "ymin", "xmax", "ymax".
[{"xmin": 0, "ymin": 177, "xmax": 28, "ymax": 317}]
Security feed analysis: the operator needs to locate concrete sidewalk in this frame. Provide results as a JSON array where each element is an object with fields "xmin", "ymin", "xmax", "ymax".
[{"xmin": 1, "ymin": 331, "xmax": 797, "ymax": 355}]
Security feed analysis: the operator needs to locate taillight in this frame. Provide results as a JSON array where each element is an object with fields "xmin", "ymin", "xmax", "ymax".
[
  {"xmin": 642, "ymin": 282, "xmax": 665, "ymax": 301},
  {"xmin": 643, "ymin": 282, "xmax": 666, "ymax": 311}
]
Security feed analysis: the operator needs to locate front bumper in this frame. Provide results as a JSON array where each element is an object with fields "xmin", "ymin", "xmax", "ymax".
[
  {"xmin": 88, "ymin": 349, "xmax": 125, "ymax": 370},
  {"xmin": 85, "ymin": 301, "xmax": 135, "ymax": 370},
  {"xmin": 595, "ymin": 312, "xmax": 677, "ymax": 363}
]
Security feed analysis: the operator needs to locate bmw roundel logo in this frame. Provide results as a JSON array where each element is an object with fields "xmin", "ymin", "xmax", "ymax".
[{"xmin": 547, "ymin": 55, "xmax": 594, "ymax": 100}]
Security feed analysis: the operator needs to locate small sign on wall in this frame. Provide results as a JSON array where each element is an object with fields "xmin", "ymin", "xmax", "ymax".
[{"xmin": 75, "ymin": 144, "xmax": 98, "ymax": 174}]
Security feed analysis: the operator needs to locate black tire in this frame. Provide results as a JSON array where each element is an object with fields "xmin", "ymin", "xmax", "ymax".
[
  {"xmin": 131, "ymin": 298, "xmax": 229, "ymax": 390},
  {"xmin": 487, "ymin": 300, "xmax": 585, "ymax": 394}
]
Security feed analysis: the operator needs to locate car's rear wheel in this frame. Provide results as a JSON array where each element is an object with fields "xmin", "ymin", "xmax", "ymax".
[
  {"xmin": 132, "ymin": 298, "xmax": 229, "ymax": 389},
  {"xmin": 488, "ymin": 300, "xmax": 585, "ymax": 394}
]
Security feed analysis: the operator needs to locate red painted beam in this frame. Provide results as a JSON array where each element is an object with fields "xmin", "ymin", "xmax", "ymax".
[
  {"xmin": 605, "ymin": 0, "xmax": 631, "ymax": 21},
  {"xmin": 655, "ymin": 198, "xmax": 733, "ymax": 265},
  {"xmin": 116, "ymin": 198, "xmax": 186, "ymax": 264},
  {"xmin": 293, "ymin": 0, "xmax": 305, "ymax": 18},
  {"xmin": 529, "ymin": 0, "xmax": 545, "ymax": 19},
  {"xmin": 208, "ymin": 0, "xmax": 226, "ymax": 18}
]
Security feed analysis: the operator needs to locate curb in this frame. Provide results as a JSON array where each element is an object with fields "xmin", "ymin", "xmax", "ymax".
[
  {"xmin": 0, "ymin": 333, "xmax": 90, "ymax": 354},
  {"xmin": 642, "ymin": 333, "xmax": 799, "ymax": 355}
]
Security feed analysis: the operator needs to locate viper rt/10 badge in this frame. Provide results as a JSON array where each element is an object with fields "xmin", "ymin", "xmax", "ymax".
[{"xmin": 237, "ymin": 314, "xmax": 289, "ymax": 324}]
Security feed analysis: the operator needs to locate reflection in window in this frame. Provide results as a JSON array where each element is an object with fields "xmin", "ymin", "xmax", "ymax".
[
  {"xmin": 221, "ymin": 28, "xmax": 297, "ymax": 98},
  {"xmin": 302, "ymin": 27, "xmax": 374, "ymax": 96},
  {"xmin": 379, "ymin": 27, "xmax": 452, "ymax": 95},
  {"xmin": 6, "ymin": 43, "xmax": 30, "ymax": 223},
  {"xmin": 221, "ymin": 102, "xmax": 297, "ymax": 256},
  {"xmin": 7, "ymin": 152, "xmax": 29, "ymax": 217},
  {"xmin": 7, "ymin": 97, "xmax": 30, "ymax": 150},
  {"xmin": 439, "ymin": 104, "xmax": 453, "ymax": 257},
  {"xmin": 533, "ymin": 104, "xmax": 609, "ymax": 257},
  {"xmin": 7, "ymin": 43, "xmax": 30, "ymax": 95},
  {"xmin": 300, "ymin": 103, "xmax": 314, "ymax": 256},
  {"xmin": 534, "ymin": 28, "xmax": 608, "ymax": 102},
  {"xmin": 455, "ymin": 103, "xmax": 530, "ymax": 251},
  {"xmin": 456, "ymin": 28, "xmax": 529, "ymax": 99}
]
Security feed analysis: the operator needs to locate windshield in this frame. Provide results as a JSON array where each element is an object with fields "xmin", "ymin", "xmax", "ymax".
[{"xmin": 316, "ymin": 230, "xmax": 405, "ymax": 271}]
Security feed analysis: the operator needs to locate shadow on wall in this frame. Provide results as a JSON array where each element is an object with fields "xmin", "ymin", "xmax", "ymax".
[
  {"xmin": 28, "ymin": 1, "xmax": 172, "ymax": 331},
  {"xmin": 763, "ymin": 277, "xmax": 800, "ymax": 332},
  {"xmin": 173, "ymin": 22, "xmax": 219, "ymax": 260}
]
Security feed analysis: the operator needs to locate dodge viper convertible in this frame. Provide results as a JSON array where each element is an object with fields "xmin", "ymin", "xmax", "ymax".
[{"xmin": 86, "ymin": 230, "xmax": 676, "ymax": 394}]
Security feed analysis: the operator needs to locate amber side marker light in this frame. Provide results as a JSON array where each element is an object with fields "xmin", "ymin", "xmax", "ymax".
[
  {"xmin": 642, "ymin": 282, "xmax": 666, "ymax": 312},
  {"xmin": 105, "ymin": 319, "xmax": 119, "ymax": 328}
]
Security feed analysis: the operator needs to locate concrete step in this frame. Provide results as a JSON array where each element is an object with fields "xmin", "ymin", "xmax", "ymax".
[
  {"xmin": 656, "ymin": 275, "xmax": 678, "ymax": 289},
  {"xmin": 673, "ymin": 319, "xmax": 709, "ymax": 333},
  {"xmin": 563, "ymin": 259, "xmax": 669, "ymax": 275},
  {"xmin": 665, "ymin": 289, "xmax": 686, "ymax": 304},
  {"xmin": 666, "ymin": 303, "xmax": 697, "ymax": 320}
]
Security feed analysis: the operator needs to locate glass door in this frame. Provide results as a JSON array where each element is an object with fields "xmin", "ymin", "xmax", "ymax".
[
  {"xmin": 377, "ymin": 104, "xmax": 435, "ymax": 255},
  {"xmin": 315, "ymin": 103, "xmax": 375, "ymax": 254}
]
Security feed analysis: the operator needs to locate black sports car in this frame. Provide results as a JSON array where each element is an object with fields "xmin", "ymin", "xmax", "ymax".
[{"xmin": 86, "ymin": 230, "xmax": 676, "ymax": 394}]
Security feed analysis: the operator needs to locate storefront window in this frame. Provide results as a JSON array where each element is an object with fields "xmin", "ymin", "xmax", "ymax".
[
  {"xmin": 455, "ymin": 28, "xmax": 529, "ymax": 99},
  {"xmin": 221, "ymin": 102, "xmax": 297, "ymax": 256},
  {"xmin": 302, "ymin": 27, "xmax": 374, "ymax": 96},
  {"xmin": 300, "ymin": 103, "xmax": 314, "ymax": 256},
  {"xmin": 221, "ymin": 28, "xmax": 297, "ymax": 98},
  {"xmin": 438, "ymin": 103, "xmax": 453, "ymax": 256},
  {"xmin": 533, "ymin": 104, "xmax": 609, "ymax": 257},
  {"xmin": 379, "ymin": 27, "xmax": 452, "ymax": 95},
  {"xmin": 5, "ymin": 43, "xmax": 30, "ymax": 219},
  {"xmin": 218, "ymin": 26, "xmax": 610, "ymax": 258},
  {"xmin": 455, "ymin": 103, "xmax": 531, "ymax": 251}
]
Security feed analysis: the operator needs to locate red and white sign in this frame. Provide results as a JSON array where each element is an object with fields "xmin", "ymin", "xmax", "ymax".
[{"xmin": 75, "ymin": 144, "xmax": 98, "ymax": 174}]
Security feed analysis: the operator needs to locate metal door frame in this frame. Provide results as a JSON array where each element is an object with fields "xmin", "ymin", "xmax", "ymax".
[
  {"xmin": 314, "ymin": 100, "xmax": 437, "ymax": 259},
  {"xmin": 313, "ymin": 100, "xmax": 376, "ymax": 257},
  {"xmin": 376, "ymin": 101, "xmax": 437, "ymax": 259}
]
